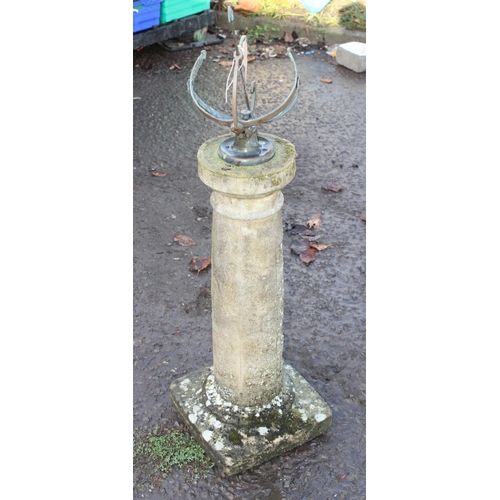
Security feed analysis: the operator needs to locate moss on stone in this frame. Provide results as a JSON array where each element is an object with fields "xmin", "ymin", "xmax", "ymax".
[{"xmin": 229, "ymin": 429, "xmax": 243, "ymax": 446}]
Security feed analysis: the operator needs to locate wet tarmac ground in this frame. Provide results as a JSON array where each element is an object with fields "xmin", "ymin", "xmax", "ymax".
[{"xmin": 134, "ymin": 34, "xmax": 365, "ymax": 499}]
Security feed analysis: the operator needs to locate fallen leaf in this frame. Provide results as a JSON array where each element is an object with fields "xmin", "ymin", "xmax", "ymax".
[
  {"xmin": 301, "ymin": 229, "xmax": 316, "ymax": 237},
  {"xmin": 247, "ymin": 56, "xmax": 256, "ymax": 63},
  {"xmin": 286, "ymin": 224, "xmax": 309, "ymax": 235},
  {"xmin": 360, "ymin": 215, "xmax": 366, "ymax": 221},
  {"xmin": 169, "ymin": 63, "xmax": 182, "ymax": 70},
  {"xmin": 310, "ymin": 243, "xmax": 330, "ymax": 251},
  {"xmin": 290, "ymin": 239, "xmax": 310, "ymax": 255},
  {"xmin": 320, "ymin": 78, "xmax": 333, "ymax": 84},
  {"xmin": 218, "ymin": 61, "xmax": 234, "ymax": 67},
  {"xmin": 151, "ymin": 170, "xmax": 167, "ymax": 177},
  {"xmin": 189, "ymin": 256, "xmax": 211, "ymax": 274},
  {"xmin": 299, "ymin": 247, "xmax": 317, "ymax": 264},
  {"xmin": 285, "ymin": 32, "xmax": 294, "ymax": 43},
  {"xmin": 323, "ymin": 184, "xmax": 343, "ymax": 192},
  {"xmin": 306, "ymin": 213, "xmax": 322, "ymax": 230},
  {"xmin": 174, "ymin": 235, "xmax": 196, "ymax": 247}
]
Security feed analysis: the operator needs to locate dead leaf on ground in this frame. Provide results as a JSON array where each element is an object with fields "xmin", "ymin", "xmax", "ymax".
[
  {"xmin": 299, "ymin": 247, "xmax": 317, "ymax": 264},
  {"xmin": 320, "ymin": 78, "xmax": 333, "ymax": 84},
  {"xmin": 360, "ymin": 215, "xmax": 366, "ymax": 221},
  {"xmin": 306, "ymin": 212, "xmax": 322, "ymax": 230},
  {"xmin": 218, "ymin": 61, "xmax": 234, "ymax": 67},
  {"xmin": 290, "ymin": 239, "xmax": 310, "ymax": 255},
  {"xmin": 322, "ymin": 184, "xmax": 343, "ymax": 192},
  {"xmin": 247, "ymin": 56, "xmax": 256, "ymax": 63},
  {"xmin": 286, "ymin": 224, "xmax": 310, "ymax": 236},
  {"xmin": 174, "ymin": 235, "xmax": 196, "ymax": 247},
  {"xmin": 285, "ymin": 32, "xmax": 294, "ymax": 43},
  {"xmin": 310, "ymin": 243, "xmax": 330, "ymax": 251},
  {"xmin": 151, "ymin": 170, "xmax": 167, "ymax": 177},
  {"xmin": 189, "ymin": 256, "xmax": 211, "ymax": 274},
  {"xmin": 169, "ymin": 64, "xmax": 182, "ymax": 70}
]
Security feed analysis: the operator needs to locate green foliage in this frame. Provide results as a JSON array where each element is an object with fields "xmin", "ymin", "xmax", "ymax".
[
  {"xmin": 246, "ymin": 23, "xmax": 281, "ymax": 43},
  {"xmin": 339, "ymin": 2, "xmax": 366, "ymax": 31},
  {"xmin": 134, "ymin": 426, "xmax": 214, "ymax": 485}
]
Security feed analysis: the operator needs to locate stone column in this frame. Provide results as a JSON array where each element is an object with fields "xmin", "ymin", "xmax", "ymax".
[
  {"xmin": 201, "ymin": 138, "xmax": 293, "ymax": 408},
  {"xmin": 170, "ymin": 133, "xmax": 332, "ymax": 475}
]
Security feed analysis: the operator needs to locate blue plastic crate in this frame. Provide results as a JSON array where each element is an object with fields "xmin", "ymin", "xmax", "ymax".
[{"xmin": 133, "ymin": 0, "xmax": 162, "ymax": 33}]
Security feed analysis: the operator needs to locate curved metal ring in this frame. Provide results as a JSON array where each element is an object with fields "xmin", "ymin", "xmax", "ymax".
[{"xmin": 187, "ymin": 48, "xmax": 300, "ymax": 132}]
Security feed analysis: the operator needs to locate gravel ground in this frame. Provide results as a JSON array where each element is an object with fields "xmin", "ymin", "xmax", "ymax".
[{"xmin": 134, "ymin": 33, "xmax": 365, "ymax": 499}]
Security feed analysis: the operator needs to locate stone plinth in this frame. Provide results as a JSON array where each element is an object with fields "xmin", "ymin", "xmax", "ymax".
[
  {"xmin": 170, "ymin": 133, "xmax": 332, "ymax": 474},
  {"xmin": 171, "ymin": 364, "xmax": 332, "ymax": 475}
]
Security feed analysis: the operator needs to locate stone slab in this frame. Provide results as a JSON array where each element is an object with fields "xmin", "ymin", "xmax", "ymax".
[
  {"xmin": 336, "ymin": 42, "xmax": 366, "ymax": 73},
  {"xmin": 170, "ymin": 363, "xmax": 332, "ymax": 475}
]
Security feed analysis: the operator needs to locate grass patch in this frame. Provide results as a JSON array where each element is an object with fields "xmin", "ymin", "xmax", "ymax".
[
  {"xmin": 339, "ymin": 2, "xmax": 366, "ymax": 30},
  {"xmin": 221, "ymin": 0, "xmax": 366, "ymax": 31},
  {"xmin": 134, "ymin": 426, "xmax": 214, "ymax": 487}
]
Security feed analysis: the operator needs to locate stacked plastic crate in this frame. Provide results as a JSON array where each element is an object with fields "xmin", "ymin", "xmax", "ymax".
[
  {"xmin": 133, "ymin": 0, "xmax": 162, "ymax": 33},
  {"xmin": 160, "ymin": 0, "xmax": 210, "ymax": 24}
]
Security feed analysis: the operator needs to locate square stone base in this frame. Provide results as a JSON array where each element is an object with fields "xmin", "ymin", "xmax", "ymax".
[{"xmin": 170, "ymin": 364, "xmax": 332, "ymax": 475}]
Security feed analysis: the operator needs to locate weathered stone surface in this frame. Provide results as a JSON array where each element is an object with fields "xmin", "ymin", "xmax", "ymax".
[
  {"xmin": 198, "ymin": 133, "xmax": 297, "ymax": 199},
  {"xmin": 336, "ymin": 41, "xmax": 366, "ymax": 73},
  {"xmin": 198, "ymin": 134, "xmax": 296, "ymax": 407},
  {"xmin": 170, "ymin": 364, "xmax": 332, "ymax": 476}
]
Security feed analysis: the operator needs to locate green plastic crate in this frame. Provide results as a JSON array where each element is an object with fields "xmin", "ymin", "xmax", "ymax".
[{"xmin": 160, "ymin": 0, "xmax": 210, "ymax": 24}]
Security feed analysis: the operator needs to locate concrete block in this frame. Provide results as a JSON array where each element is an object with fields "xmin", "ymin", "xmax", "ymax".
[{"xmin": 336, "ymin": 42, "xmax": 366, "ymax": 73}]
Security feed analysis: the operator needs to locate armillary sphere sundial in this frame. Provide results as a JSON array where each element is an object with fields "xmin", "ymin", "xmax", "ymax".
[
  {"xmin": 187, "ymin": 15, "xmax": 300, "ymax": 166},
  {"xmin": 170, "ymin": 12, "xmax": 331, "ymax": 475}
]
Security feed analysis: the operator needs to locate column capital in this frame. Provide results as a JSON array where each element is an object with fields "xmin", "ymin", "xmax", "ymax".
[{"xmin": 198, "ymin": 133, "xmax": 296, "ymax": 199}]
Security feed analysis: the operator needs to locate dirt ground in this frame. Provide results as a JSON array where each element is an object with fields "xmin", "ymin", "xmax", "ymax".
[{"xmin": 133, "ymin": 31, "xmax": 365, "ymax": 499}]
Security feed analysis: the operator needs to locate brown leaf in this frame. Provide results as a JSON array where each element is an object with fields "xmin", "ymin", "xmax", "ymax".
[
  {"xmin": 320, "ymin": 78, "xmax": 333, "ymax": 84},
  {"xmin": 189, "ymin": 256, "xmax": 211, "ymax": 274},
  {"xmin": 360, "ymin": 214, "xmax": 366, "ymax": 221},
  {"xmin": 151, "ymin": 170, "xmax": 167, "ymax": 177},
  {"xmin": 290, "ymin": 239, "xmax": 310, "ymax": 255},
  {"xmin": 310, "ymin": 243, "xmax": 330, "ymax": 251},
  {"xmin": 306, "ymin": 212, "xmax": 322, "ymax": 230},
  {"xmin": 218, "ymin": 61, "xmax": 234, "ymax": 67},
  {"xmin": 299, "ymin": 247, "xmax": 317, "ymax": 264},
  {"xmin": 174, "ymin": 235, "xmax": 196, "ymax": 247},
  {"xmin": 285, "ymin": 32, "xmax": 294, "ymax": 43},
  {"xmin": 247, "ymin": 56, "xmax": 256, "ymax": 63},
  {"xmin": 323, "ymin": 184, "xmax": 343, "ymax": 192}
]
